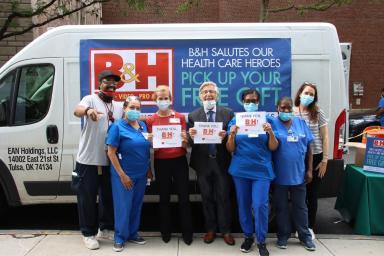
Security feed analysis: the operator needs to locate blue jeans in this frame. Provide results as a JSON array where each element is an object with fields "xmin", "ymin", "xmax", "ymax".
[{"xmin": 273, "ymin": 183, "xmax": 312, "ymax": 243}]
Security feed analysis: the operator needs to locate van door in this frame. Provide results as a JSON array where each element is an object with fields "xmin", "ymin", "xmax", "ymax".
[{"xmin": 0, "ymin": 58, "xmax": 63, "ymax": 202}]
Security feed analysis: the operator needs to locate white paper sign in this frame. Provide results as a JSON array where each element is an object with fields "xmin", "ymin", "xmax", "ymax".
[
  {"xmin": 194, "ymin": 122, "xmax": 223, "ymax": 144},
  {"xmin": 236, "ymin": 112, "xmax": 266, "ymax": 135},
  {"xmin": 152, "ymin": 125, "xmax": 182, "ymax": 149}
]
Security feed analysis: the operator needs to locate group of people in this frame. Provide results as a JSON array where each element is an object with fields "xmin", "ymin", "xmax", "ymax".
[{"xmin": 72, "ymin": 70, "xmax": 329, "ymax": 256}]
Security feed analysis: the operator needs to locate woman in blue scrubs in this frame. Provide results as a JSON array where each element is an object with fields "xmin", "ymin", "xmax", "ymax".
[
  {"xmin": 226, "ymin": 89, "xmax": 278, "ymax": 256},
  {"xmin": 107, "ymin": 96, "xmax": 151, "ymax": 252},
  {"xmin": 270, "ymin": 96, "xmax": 316, "ymax": 251}
]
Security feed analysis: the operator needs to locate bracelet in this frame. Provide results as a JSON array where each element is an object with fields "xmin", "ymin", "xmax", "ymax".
[
  {"xmin": 321, "ymin": 158, "xmax": 328, "ymax": 163},
  {"xmin": 85, "ymin": 107, "xmax": 92, "ymax": 116}
]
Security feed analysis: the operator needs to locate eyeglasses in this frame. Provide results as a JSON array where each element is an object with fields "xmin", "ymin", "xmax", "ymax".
[
  {"xmin": 125, "ymin": 95, "xmax": 141, "ymax": 102},
  {"xmin": 200, "ymin": 89, "xmax": 217, "ymax": 95},
  {"xmin": 303, "ymin": 81, "xmax": 316, "ymax": 86},
  {"xmin": 243, "ymin": 99, "xmax": 258, "ymax": 104}
]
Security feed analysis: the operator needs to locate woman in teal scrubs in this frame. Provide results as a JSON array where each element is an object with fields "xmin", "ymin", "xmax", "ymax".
[
  {"xmin": 107, "ymin": 96, "xmax": 151, "ymax": 252},
  {"xmin": 226, "ymin": 89, "xmax": 278, "ymax": 256}
]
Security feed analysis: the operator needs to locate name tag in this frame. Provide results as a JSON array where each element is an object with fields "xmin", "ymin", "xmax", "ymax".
[
  {"xmin": 287, "ymin": 135, "xmax": 299, "ymax": 142},
  {"xmin": 169, "ymin": 118, "xmax": 180, "ymax": 124}
]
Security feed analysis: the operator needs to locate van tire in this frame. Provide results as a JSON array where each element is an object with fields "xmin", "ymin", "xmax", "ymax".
[{"xmin": 0, "ymin": 188, "xmax": 8, "ymax": 218}]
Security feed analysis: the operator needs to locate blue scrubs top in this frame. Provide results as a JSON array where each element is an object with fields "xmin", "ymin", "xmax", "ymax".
[
  {"xmin": 270, "ymin": 117, "xmax": 313, "ymax": 185},
  {"xmin": 106, "ymin": 119, "xmax": 150, "ymax": 179},
  {"xmin": 227, "ymin": 116, "xmax": 275, "ymax": 181},
  {"xmin": 379, "ymin": 98, "xmax": 384, "ymax": 126}
]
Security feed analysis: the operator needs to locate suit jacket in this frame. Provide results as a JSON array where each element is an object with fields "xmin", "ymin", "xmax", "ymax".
[{"xmin": 188, "ymin": 106, "xmax": 234, "ymax": 174}]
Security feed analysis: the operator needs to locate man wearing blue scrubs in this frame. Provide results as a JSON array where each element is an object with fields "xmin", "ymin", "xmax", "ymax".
[
  {"xmin": 270, "ymin": 96, "xmax": 316, "ymax": 252},
  {"xmin": 226, "ymin": 89, "xmax": 278, "ymax": 256},
  {"xmin": 107, "ymin": 96, "xmax": 151, "ymax": 252}
]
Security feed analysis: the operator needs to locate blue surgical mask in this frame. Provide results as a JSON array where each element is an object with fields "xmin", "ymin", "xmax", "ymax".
[
  {"xmin": 157, "ymin": 100, "xmax": 171, "ymax": 111},
  {"xmin": 300, "ymin": 95, "xmax": 315, "ymax": 106},
  {"xmin": 126, "ymin": 110, "xmax": 141, "ymax": 121},
  {"xmin": 243, "ymin": 102, "xmax": 258, "ymax": 112},
  {"xmin": 279, "ymin": 112, "xmax": 293, "ymax": 122},
  {"xmin": 203, "ymin": 100, "xmax": 216, "ymax": 110}
]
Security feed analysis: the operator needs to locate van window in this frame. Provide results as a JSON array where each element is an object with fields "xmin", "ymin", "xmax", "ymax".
[
  {"xmin": 0, "ymin": 70, "xmax": 16, "ymax": 126},
  {"xmin": 14, "ymin": 65, "xmax": 54, "ymax": 125}
]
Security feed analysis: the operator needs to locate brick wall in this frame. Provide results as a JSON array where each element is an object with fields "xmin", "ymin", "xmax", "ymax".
[{"xmin": 102, "ymin": 0, "xmax": 384, "ymax": 109}]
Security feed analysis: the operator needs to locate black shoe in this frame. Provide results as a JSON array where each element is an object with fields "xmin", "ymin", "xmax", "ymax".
[
  {"xmin": 257, "ymin": 243, "xmax": 269, "ymax": 256},
  {"xmin": 182, "ymin": 234, "xmax": 193, "ymax": 245},
  {"xmin": 161, "ymin": 233, "xmax": 171, "ymax": 243},
  {"xmin": 240, "ymin": 237, "xmax": 254, "ymax": 253}
]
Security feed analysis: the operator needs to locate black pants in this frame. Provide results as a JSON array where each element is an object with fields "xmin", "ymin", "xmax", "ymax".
[
  {"xmin": 306, "ymin": 153, "xmax": 323, "ymax": 229},
  {"xmin": 197, "ymin": 158, "xmax": 232, "ymax": 233},
  {"xmin": 154, "ymin": 156, "xmax": 193, "ymax": 237},
  {"xmin": 273, "ymin": 183, "xmax": 312, "ymax": 243},
  {"xmin": 75, "ymin": 162, "xmax": 114, "ymax": 237}
]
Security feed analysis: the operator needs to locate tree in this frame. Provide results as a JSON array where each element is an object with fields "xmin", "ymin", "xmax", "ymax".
[
  {"xmin": 178, "ymin": 0, "xmax": 377, "ymax": 22},
  {"xmin": 0, "ymin": 0, "xmax": 149, "ymax": 41}
]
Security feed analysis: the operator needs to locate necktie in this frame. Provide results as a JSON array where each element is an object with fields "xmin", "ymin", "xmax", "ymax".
[{"xmin": 207, "ymin": 110, "xmax": 217, "ymax": 156}]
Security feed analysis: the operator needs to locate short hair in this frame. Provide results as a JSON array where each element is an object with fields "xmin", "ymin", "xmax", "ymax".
[
  {"xmin": 241, "ymin": 89, "xmax": 260, "ymax": 102},
  {"xmin": 277, "ymin": 96, "xmax": 293, "ymax": 107},
  {"xmin": 199, "ymin": 81, "xmax": 219, "ymax": 94},
  {"xmin": 152, "ymin": 85, "xmax": 172, "ymax": 101}
]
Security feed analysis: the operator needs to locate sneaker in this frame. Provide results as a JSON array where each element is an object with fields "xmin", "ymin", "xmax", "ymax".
[
  {"xmin": 240, "ymin": 237, "xmax": 254, "ymax": 253},
  {"xmin": 96, "ymin": 229, "xmax": 114, "ymax": 240},
  {"xmin": 257, "ymin": 243, "xmax": 269, "ymax": 256},
  {"xmin": 161, "ymin": 233, "xmax": 171, "ymax": 243},
  {"xmin": 302, "ymin": 240, "xmax": 316, "ymax": 251},
  {"xmin": 276, "ymin": 240, "xmax": 287, "ymax": 249},
  {"xmin": 309, "ymin": 228, "xmax": 316, "ymax": 240},
  {"xmin": 128, "ymin": 236, "xmax": 146, "ymax": 245},
  {"xmin": 83, "ymin": 236, "xmax": 99, "ymax": 250},
  {"xmin": 113, "ymin": 242, "xmax": 124, "ymax": 252}
]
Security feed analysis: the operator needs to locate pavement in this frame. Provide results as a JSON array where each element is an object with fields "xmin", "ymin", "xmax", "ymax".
[{"xmin": 1, "ymin": 230, "xmax": 383, "ymax": 256}]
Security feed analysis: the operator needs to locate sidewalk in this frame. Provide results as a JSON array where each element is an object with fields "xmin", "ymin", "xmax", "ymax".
[{"xmin": 1, "ymin": 231, "xmax": 383, "ymax": 256}]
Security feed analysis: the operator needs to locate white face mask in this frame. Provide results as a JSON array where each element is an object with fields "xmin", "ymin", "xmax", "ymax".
[
  {"xmin": 203, "ymin": 100, "xmax": 216, "ymax": 110},
  {"xmin": 156, "ymin": 100, "xmax": 170, "ymax": 111}
]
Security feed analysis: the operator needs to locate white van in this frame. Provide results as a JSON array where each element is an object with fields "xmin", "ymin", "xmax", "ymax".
[{"xmin": 0, "ymin": 23, "xmax": 347, "ymax": 210}]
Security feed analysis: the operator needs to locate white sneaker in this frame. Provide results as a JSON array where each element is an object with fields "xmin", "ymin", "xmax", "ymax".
[
  {"xmin": 83, "ymin": 236, "xmax": 99, "ymax": 250},
  {"xmin": 309, "ymin": 228, "xmax": 316, "ymax": 240},
  {"xmin": 97, "ymin": 229, "xmax": 114, "ymax": 240}
]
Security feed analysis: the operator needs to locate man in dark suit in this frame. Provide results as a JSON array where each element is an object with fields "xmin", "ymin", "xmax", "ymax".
[{"xmin": 188, "ymin": 81, "xmax": 235, "ymax": 245}]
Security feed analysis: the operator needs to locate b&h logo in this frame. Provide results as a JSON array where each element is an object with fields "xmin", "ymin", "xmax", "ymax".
[{"xmin": 90, "ymin": 48, "xmax": 174, "ymax": 105}]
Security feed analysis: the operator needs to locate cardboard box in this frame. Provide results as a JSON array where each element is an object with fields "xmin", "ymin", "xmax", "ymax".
[{"xmin": 345, "ymin": 142, "xmax": 366, "ymax": 167}]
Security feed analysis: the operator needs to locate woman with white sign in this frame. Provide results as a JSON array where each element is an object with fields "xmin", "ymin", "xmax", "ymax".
[
  {"xmin": 293, "ymin": 82, "xmax": 329, "ymax": 240},
  {"xmin": 226, "ymin": 89, "xmax": 278, "ymax": 256},
  {"xmin": 145, "ymin": 85, "xmax": 193, "ymax": 245},
  {"xmin": 106, "ymin": 96, "xmax": 152, "ymax": 252},
  {"xmin": 270, "ymin": 96, "xmax": 316, "ymax": 251}
]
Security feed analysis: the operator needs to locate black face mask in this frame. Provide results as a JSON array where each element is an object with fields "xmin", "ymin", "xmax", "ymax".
[{"xmin": 98, "ymin": 91, "xmax": 113, "ymax": 103}]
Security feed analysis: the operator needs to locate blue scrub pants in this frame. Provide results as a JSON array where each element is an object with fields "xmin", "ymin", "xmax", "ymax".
[
  {"xmin": 111, "ymin": 174, "xmax": 147, "ymax": 244},
  {"xmin": 273, "ymin": 183, "xmax": 312, "ymax": 243},
  {"xmin": 233, "ymin": 176, "xmax": 270, "ymax": 243}
]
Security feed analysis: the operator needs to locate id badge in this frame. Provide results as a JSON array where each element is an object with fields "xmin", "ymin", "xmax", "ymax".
[
  {"xmin": 169, "ymin": 118, "xmax": 180, "ymax": 124},
  {"xmin": 287, "ymin": 135, "xmax": 299, "ymax": 142}
]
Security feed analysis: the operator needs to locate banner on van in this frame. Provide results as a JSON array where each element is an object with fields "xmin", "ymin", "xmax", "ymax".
[{"xmin": 80, "ymin": 38, "xmax": 291, "ymax": 112}]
